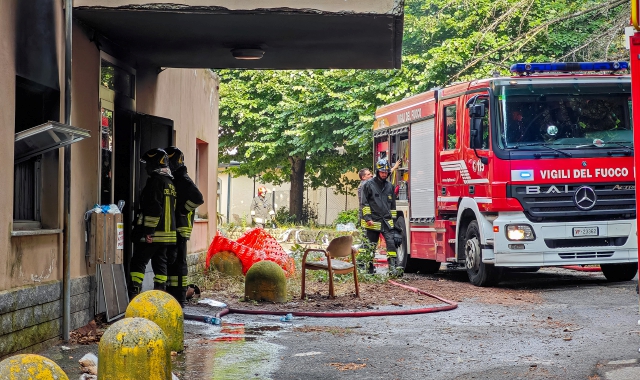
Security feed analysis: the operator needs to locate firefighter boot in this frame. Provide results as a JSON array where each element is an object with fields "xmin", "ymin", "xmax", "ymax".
[
  {"xmin": 387, "ymin": 256, "xmax": 397, "ymax": 275},
  {"xmin": 154, "ymin": 282, "xmax": 167, "ymax": 292},
  {"xmin": 128, "ymin": 283, "xmax": 141, "ymax": 302},
  {"xmin": 177, "ymin": 286, "xmax": 188, "ymax": 308}
]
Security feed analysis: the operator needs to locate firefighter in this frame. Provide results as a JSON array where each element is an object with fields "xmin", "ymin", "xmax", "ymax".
[
  {"xmin": 360, "ymin": 158, "xmax": 402, "ymax": 276},
  {"xmin": 129, "ymin": 148, "xmax": 177, "ymax": 300},
  {"xmin": 164, "ymin": 146, "xmax": 204, "ymax": 307},
  {"xmin": 250, "ymin": 186, "xmax": 274, "ymax": 228}
]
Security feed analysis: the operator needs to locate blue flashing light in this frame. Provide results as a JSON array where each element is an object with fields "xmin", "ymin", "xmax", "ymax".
[
  {"xmin": 520, "ymin": 172, "xmax": 532, "ymax": 179},
  {"xmin": 510, "ymin": 62, "xmax": 629, "ymax": 74}
]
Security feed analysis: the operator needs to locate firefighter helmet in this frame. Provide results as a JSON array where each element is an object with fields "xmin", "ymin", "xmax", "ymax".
[
  {"xmin": 164, "ymin": 146, "xmax": 185, "ymax": 172},
  {"xmin": 140, "ymin": 148, "xmax": 169, "ymax": 171},
  {"xmin": 375, "ymin": 158, "xmax": 390, "ymax": 174}
]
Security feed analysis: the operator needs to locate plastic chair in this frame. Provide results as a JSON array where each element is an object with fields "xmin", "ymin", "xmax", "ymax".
[{"xmin": 301, "ymin": 235, "xmax": 360, "ymax": 299}]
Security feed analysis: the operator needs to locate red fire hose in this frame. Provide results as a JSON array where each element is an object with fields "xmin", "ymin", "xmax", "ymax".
[
  {"xmin": 186, "ymin": 280, "xmax": 457, "ymax": 323},
  {"xmin": 562, "ymin": 265, "xmax": 602, "ymax": 272}
]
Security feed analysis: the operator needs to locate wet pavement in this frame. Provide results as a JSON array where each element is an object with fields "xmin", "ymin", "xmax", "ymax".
[{"xmin": 40, "ymin": 267, "xmax": 640, "ymax": 379}]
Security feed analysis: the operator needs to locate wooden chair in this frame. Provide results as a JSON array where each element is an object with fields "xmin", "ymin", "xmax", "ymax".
[{"xmin": 301, "ymin": 235, "xmax": 360, "ymax": 299}]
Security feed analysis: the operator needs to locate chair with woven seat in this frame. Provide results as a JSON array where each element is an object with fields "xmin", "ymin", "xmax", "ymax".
[{"xmin": 301, "ymin": 235, "xmax": 360, "ymax": 299}]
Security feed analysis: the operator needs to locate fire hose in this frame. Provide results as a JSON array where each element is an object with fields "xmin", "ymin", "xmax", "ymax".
[{"xmin": 184, "ymin": 280, "xmax": 457, "ymax": 325}]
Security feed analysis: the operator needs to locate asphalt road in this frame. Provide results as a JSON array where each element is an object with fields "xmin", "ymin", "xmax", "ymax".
[
  {"xmin": 40, "ymin": 267, "xmax": 640, "ymax": 380},
  {"xmin": 178, "ymin": 267, "xmax": 640, "ymax": 380}
]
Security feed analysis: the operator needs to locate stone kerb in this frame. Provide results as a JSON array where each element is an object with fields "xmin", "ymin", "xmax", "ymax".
[
  {"xmin": 98, "ymin": 317, "xmax": 171, "ymax": 380},
  {"xmin": 124, "ymin": 290, "xmax": 184, "ymax": 352},
  {"xmin": 0, "ymin": 353, "xmax": 69, "ymax": 379}
]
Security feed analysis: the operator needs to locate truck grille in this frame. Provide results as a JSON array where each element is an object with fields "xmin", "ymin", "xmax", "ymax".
[
  {"xmin": 558, "ymin": 251, "xmax": 614, "ymax": 260},
  {"xmin": 508, "ymin": 183, "xmax": 635, "ymax": 223}
]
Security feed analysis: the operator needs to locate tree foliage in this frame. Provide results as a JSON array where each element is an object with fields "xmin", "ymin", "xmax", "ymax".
[{"xmin": 218, "ymin": 0, "xmax": 630, "ymax": 220}]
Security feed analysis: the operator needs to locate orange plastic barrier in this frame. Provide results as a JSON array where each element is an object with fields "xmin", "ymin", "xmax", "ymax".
[{"xmin": 206, "ymin": 228, "xmax": 295, "ymax": 277}]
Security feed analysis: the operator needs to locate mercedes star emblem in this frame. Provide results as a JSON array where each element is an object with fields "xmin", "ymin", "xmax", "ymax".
[{"xmin": 574, "ymin": 186, "xmax": 597, "ymax": 210}]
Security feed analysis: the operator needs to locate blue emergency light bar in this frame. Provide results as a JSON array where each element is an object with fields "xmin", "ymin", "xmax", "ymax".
[{"xmin": 510, "ymin": 62, "xmax": 629, "ymax": 74}]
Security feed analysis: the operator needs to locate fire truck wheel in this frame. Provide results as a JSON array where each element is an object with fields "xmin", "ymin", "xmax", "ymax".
[
  {"xmin": 600, "ymin": 263, "xmax": 638, "ymax": 282},
  {"xmin": 395, "ymin": 216, "xmax": 411, "ymax": 272},
  {"xmin": 464, "ymin": 220, "xmax": 502, "ymax": 286}
]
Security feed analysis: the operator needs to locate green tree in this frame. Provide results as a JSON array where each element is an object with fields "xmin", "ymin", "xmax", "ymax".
[{"xmin": 218, "ymin": 0, "xmax": 630, "ymax": 222}]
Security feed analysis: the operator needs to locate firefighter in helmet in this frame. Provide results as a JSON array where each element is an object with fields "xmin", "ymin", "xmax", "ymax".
[
  {"xmin": 250, "ymin": 186, "xmax": 274, "ymax": 228},
  {"xmin": 129, "ymin": 148, "xmax": 177, "ymax": 300},
  {"xmin": 360, "ymin": 157, "xmax": 402, "ymax": 276},
  {"xmin": 164, "ymin": 146, "xmax": 204, "ymax": 307}
]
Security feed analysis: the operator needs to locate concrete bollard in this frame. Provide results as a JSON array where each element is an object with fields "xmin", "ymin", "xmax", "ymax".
[
  {"xmin": 125, "ymin": 290, "xmax": 184, "ymax": 352},
  {"xmin": 98, "ymin": 317, "xmax": 171, "ymax": 380},
  {"xmin": 0, "ymin": 353, "xmax": 69, "ymax": 379},
  {"xmin": 245, "ymin": 260, "xmax": 287, "ymax": 302}
]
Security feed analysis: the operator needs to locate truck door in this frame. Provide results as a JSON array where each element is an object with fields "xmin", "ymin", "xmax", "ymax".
[
  {"xmin": 463, "ymin": 92, "xmax": 491, "ymax": 208},
  {"xmin": 437, "ymin": 98, "xmax": 464, "ymax": 215}
]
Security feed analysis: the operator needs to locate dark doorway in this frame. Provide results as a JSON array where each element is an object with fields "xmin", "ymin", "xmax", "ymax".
[{"xmin": 113, "ymin": 112, "xmax": 173, "ymax": 277}]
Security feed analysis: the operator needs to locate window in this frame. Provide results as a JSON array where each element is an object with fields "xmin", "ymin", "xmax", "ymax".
[
  {"xmin": 13, "ymin": 76, "xmax": 59, "ymax": 225},
  {"xmin": 13, "ymin": 77, "xmax": 91, "ymax": 230},
  {"xmin": 196, "ymin": 139, "xmax": 209, "ymax": 219},
  {"xmin": 444, "ymin": 105, "xmax": 457, "ymax": 150}
]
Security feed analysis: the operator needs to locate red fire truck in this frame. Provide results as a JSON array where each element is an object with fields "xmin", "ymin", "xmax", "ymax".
[{"xmin": 373, "ymin": 62, "xmax": 637, "ymax": 286}]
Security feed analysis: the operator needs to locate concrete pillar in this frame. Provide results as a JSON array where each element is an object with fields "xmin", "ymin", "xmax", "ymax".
[
  {"xmin": 125, "ymin": 290, "xmax": 184, "ymax": 352},
  {"xmin": 245, "ymin": 260, "xmax": 287, "ymax": 302},
  {"xmin": 0, "ymin": 354, "xmax": 69, "ymax": 379},
  {"xmin": 98, "ymin": 317, "xmax": 171, "ymax": 380}
]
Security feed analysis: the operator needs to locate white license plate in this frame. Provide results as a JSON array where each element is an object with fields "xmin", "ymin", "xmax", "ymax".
[{"xmin": 573, "ymin": 227, "xmax": 598, "ymax": 237}]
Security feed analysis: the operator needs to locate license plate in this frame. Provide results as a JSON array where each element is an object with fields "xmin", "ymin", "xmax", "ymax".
[{"xmin": 573, "ymin": 227, "xmax": 598, "ymax": 237}]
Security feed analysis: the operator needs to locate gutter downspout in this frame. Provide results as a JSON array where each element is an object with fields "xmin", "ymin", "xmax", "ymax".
[
  {"xmin": 226, "ymin": 173, "xmax": 231, "ymax": 224},
  {"xmin": 63, "ymin": 0, "xmax": 73, "ymax": 342}
]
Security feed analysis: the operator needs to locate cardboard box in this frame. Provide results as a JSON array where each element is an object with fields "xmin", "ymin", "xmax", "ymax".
[{"xmin": 89, "ymin": 213, "xmax": 124, "ymax": 266}]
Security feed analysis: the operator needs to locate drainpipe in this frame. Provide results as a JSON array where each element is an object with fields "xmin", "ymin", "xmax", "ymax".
[
  {"xmin": 226, "ymin": 173, "xmax": 231, "ymax": 224},
  {"xmin": 62, "ymin": 0, "xmax": 73, "ymax": 342}
]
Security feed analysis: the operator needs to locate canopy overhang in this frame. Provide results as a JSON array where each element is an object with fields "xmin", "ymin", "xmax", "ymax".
[{"xmin": 74, "ymin": 1, "xmax": 404, "ymax": 69}]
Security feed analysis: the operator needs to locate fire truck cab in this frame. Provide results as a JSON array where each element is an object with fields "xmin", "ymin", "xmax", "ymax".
[{"xmin": 373, "ymin": 62, "xmax": 637, "ymax": 286}]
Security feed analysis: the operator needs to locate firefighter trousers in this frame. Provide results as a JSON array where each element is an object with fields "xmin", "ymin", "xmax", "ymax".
[
  {"xmin": 365, "ymin": 228, "xmax": 397, "ymax": 257},
  {"xmin": 166, "ymin": 236, "xmax": 189, "ymax": 305},
  {"xmin": 129, "ymin": 243, "xmax": 169, "ymax": 296}
]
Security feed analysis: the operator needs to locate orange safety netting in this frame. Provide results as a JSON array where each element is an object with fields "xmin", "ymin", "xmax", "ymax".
[{"xmin": 206, "ymin": 228, "xmax": 296, "ymax": 277}]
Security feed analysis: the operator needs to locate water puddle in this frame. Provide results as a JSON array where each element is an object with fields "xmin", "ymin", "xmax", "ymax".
[{"xmin": 172, "ymin": 319, "xmax": 285, "ymax": 379}]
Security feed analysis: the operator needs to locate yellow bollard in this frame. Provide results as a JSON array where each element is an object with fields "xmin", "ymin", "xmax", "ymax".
[
  {"xmin": 125, "ymin": 290, "xmax": 184, "ymax": 352},
  {"xmin": 0, "ymin": 353, "xmax": 69, "ymax": 379},
  {"xmin": 245, "ymin": 260, "xmax": 287, "ymax": 303},
  {"xmin": 98, "ymin": 317, "xmax": 171, "ymax": 380}
]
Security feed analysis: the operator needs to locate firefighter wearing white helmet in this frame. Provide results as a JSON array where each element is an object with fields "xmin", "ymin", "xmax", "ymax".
[
  {"xmin": 360, "ymin": 158, "xmax": 402, "ymax": 276},
  {"xmin": 251, "ymin": 186, "xmax": 275, "ymax": 228}
]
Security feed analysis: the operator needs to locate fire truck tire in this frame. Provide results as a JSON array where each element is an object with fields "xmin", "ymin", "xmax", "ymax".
[
  {"xmin": 395, "ymin": 216, "xmax": 411, "ymax": 272},
  {"xmin": 464, "ymin": 220, "xmax": 502, "ymax": 286},
  {"xmin": 600, "ymin": 263, "xmax": 638, "ymax": 282}
]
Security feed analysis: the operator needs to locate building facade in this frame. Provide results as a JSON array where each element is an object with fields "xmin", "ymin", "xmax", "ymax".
[{"xmin": 1, "ymin": 0, "xmax": 403, "ymax": 357}]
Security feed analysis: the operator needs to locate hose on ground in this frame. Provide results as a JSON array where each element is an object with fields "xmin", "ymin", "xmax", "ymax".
[
  {"xmin": 562, "ymin": 265, "xmax": 602, "ymax": 272},
  {"xmin": 185, "ymin": 279, "xmax": 457, "ymax": 324}
]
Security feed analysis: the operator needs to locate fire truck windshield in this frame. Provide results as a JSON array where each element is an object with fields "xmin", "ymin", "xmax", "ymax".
[{"xmin": 497, "ymin": 82, "xmax": 632, "ymax": 152}]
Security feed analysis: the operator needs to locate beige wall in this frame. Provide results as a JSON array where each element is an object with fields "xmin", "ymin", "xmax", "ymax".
[
  {"xmin": 137, "ymin": 68, "xmax": 220, "ymax": 251},
  {"xmin": 217, "ymin": 172, "xmax": 359, "ymax": 227},
  {"xmin": 69, "ymin": 23, "xmax": 101, "ymax": 278},
  {"xmin": 1, "ymin": 12, "xmax": 219, "ymax": 290},
  {"xmin": 0, "ymin": 0, "xmax": 17, "ymax": 290}
]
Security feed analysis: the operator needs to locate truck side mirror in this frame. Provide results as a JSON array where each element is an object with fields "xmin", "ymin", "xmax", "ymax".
[
  {"xmin": 469, "ymin": 103, "xmax": 485, "ymax": 117},
  {"xmin": 470, "ymin": 117, "xmax": 483, "ymax": 149}
]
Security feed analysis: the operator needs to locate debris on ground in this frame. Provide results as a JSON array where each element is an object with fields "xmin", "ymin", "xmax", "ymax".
[
  {"xmin": 78, "ymin": 352, "xmax": 98, "ymax": 375},
  {"xmin": 70, "ymin": 320, "xmax": 104, "ymax": 345},
  {"xmin": 330, "ymin": 362, "xmax": 367, "ymax": 371}
]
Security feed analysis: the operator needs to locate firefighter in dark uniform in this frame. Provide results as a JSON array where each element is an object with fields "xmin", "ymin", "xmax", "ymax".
[
  {"xmin": 129, "ymin": 148, "xmax": 177, "ymax": 300},
  {"xmin": 360, "ymin": 158, "xmax": 402, "ymax": 276},
  {"xmin": 164, "ymin": 146, "xmax": 204, "ymax": 307}
]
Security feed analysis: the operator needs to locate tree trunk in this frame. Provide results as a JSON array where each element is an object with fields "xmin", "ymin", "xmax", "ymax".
[{"xmin": 289, "ymin": 156, "xmax": 306, "ymax": 223}]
